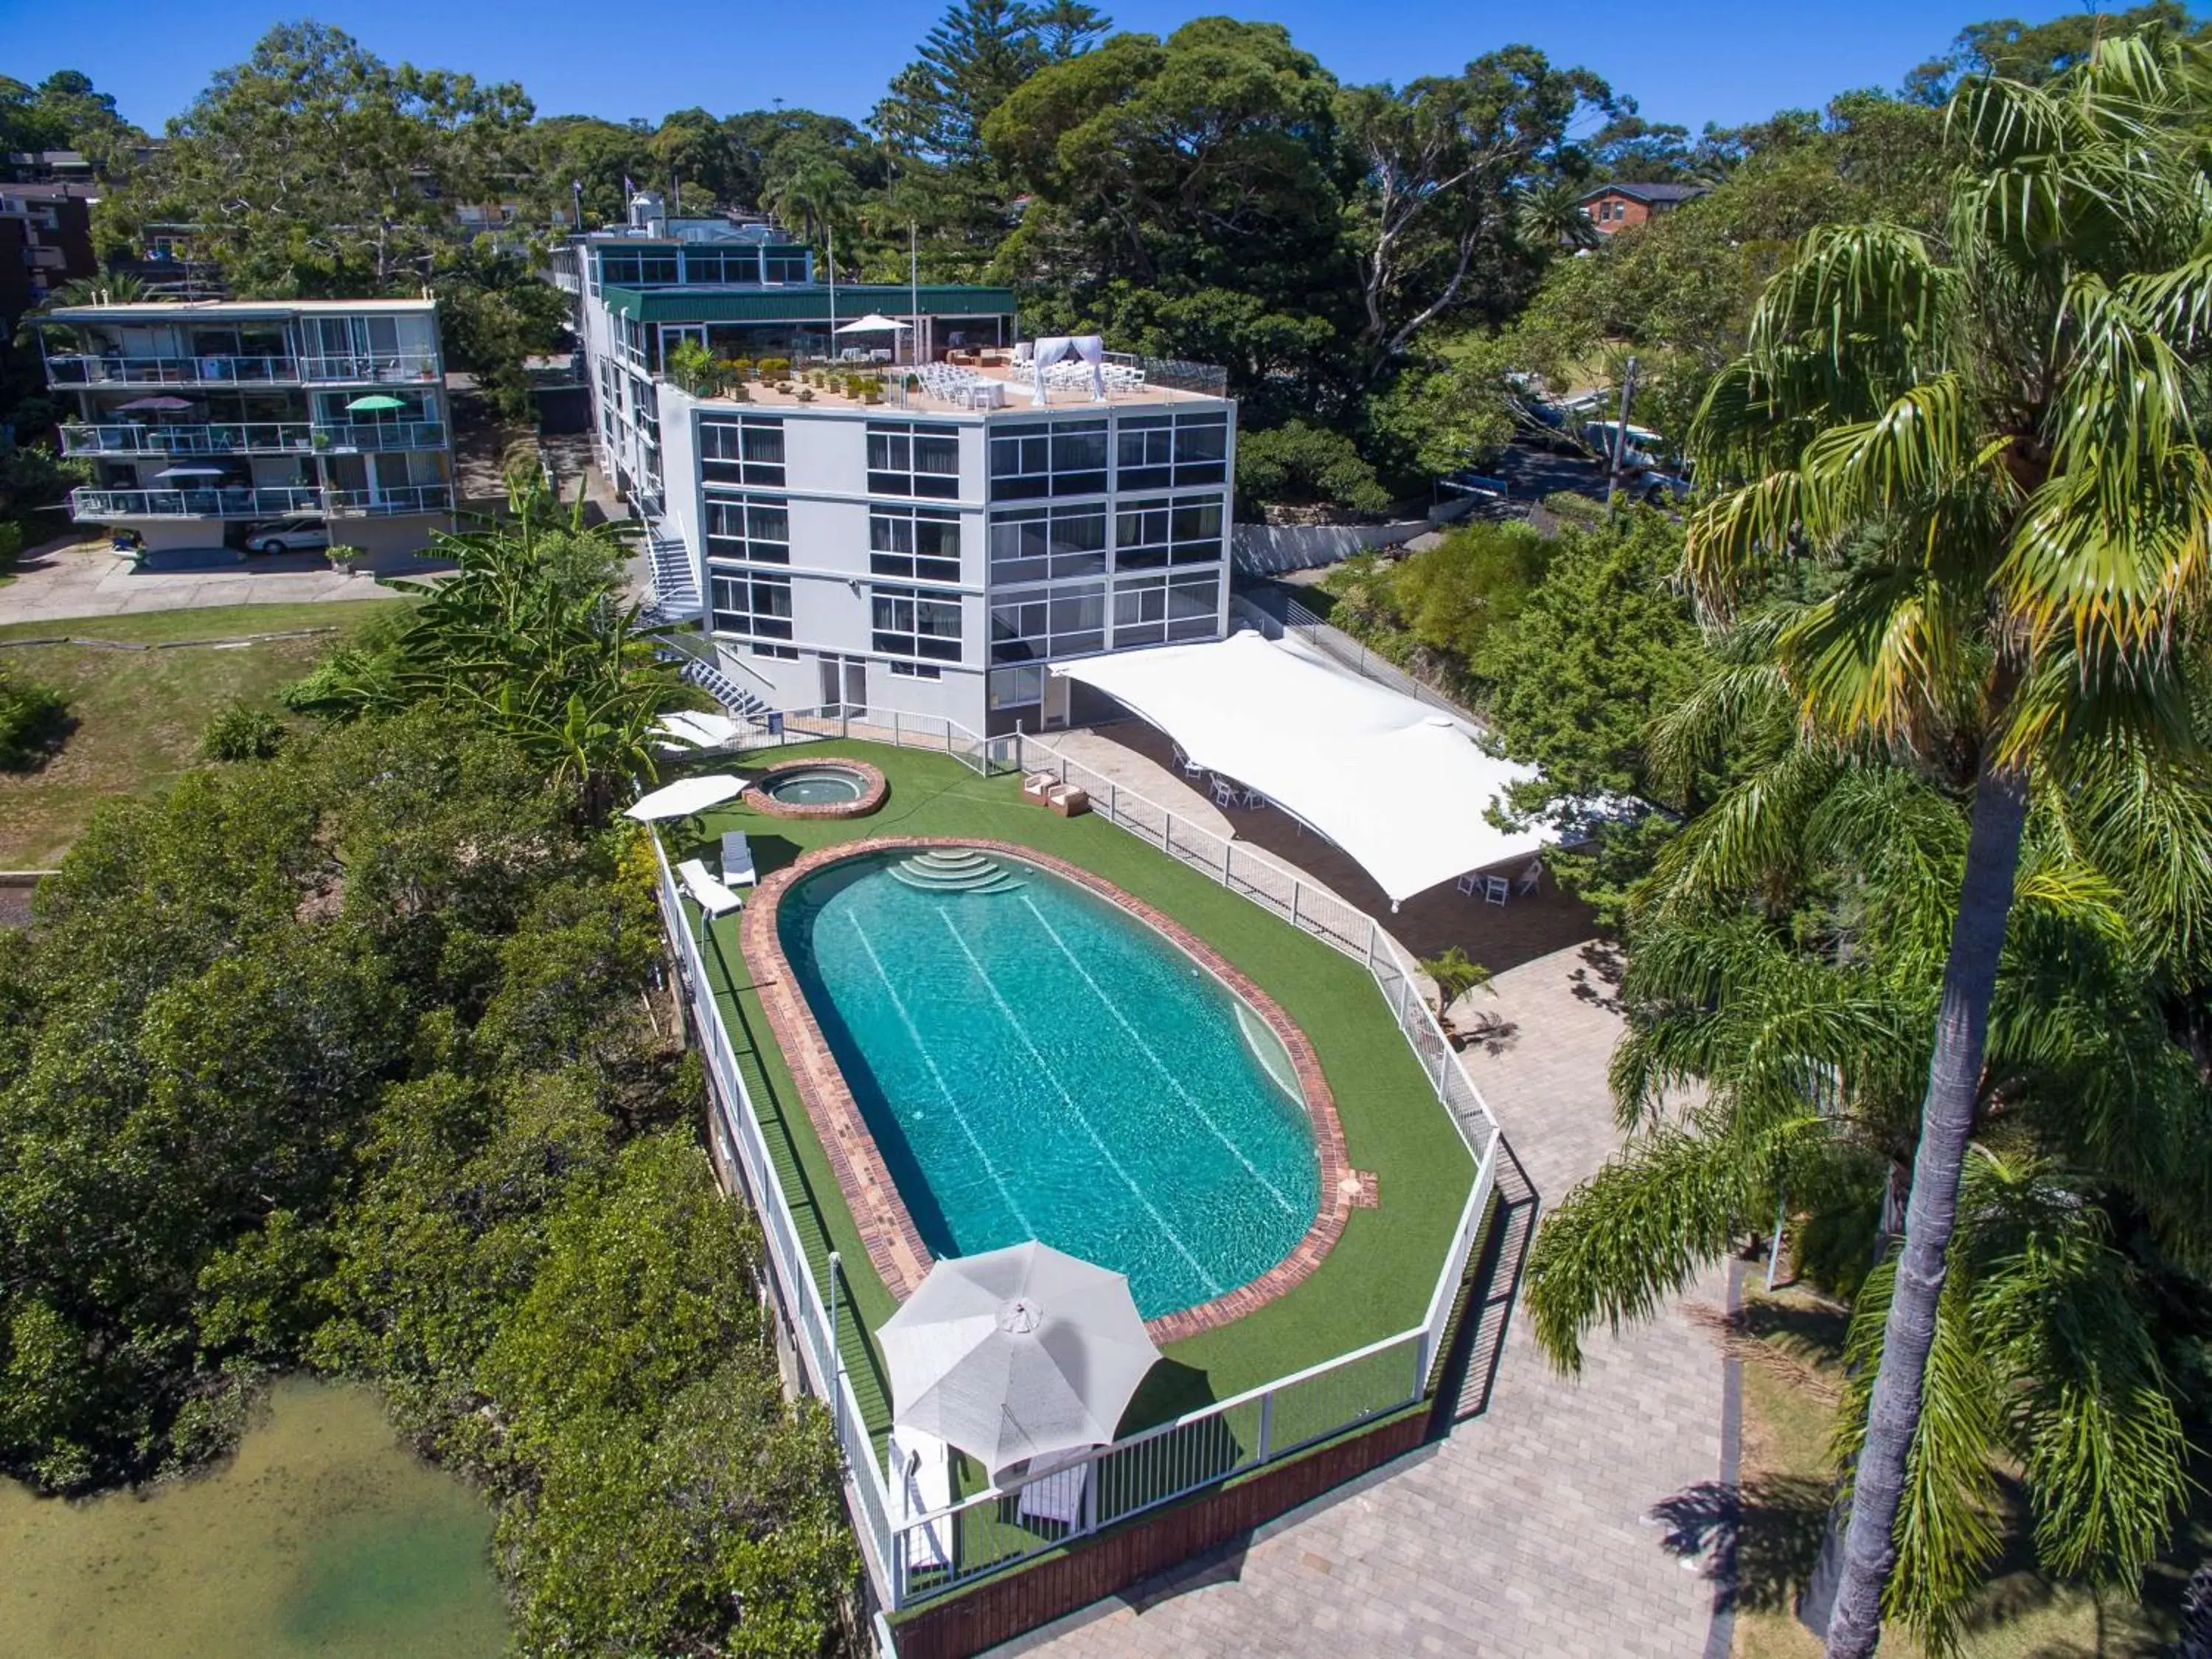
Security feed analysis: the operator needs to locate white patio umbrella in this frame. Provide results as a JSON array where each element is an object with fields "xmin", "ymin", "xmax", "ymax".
[
  {"xmin": 622, "ymin": 773, "xmax": 746, "ymax": 821},
  {"xmin": 879, "ymin": 1242, "xmax": 1161, "ymax": 1480},
  {"xmin": 653, "ymin": 710, "xmax": 742, "ymax": 749},
  {"xmin": 834, "ymin": 313, "xmax": 912, "ymax": 335}
]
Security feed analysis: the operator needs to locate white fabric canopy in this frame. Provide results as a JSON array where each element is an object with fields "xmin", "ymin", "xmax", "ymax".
[
  {"xmin": 622, "ymin": 773, "xmax": 746, "ymax": 821},
  {"xmin": 1029, "ymin": 333, "xmax": 1105, "ymax": 405},
  {"xmin": 1054, "ymin": 631, "xmax": 1554, "ymax": 905},
  {"xmin": 835, "ymin": 313, "xmax": 911, "ymax": 333},
  {"xmin": 879, "ymin": 1242, "xmax": 1160, "ymax": 1481}
]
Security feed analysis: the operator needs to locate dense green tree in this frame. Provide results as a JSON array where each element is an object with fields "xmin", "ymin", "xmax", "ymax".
[
  {"xmin": 1905, "ymin": 1, "xmax": 2212, "ymax": 102},
  {"xmin": 0, "ymin": 70, "xmax": 143, "ymax": 173},
  {"xmin": 432, "ymin": 240, "xmax": 571, "ymax": 423}
]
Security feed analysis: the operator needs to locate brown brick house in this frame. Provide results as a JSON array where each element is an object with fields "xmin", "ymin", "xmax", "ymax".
[{"xmin": 1578, "ymin": 181, "xmax": 1708, "ymax": 235}]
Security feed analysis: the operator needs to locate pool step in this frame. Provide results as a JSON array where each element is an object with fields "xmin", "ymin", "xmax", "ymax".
[{"xmin": 887, "ymin": 849, "xmax": 1026, "ymax": 894}]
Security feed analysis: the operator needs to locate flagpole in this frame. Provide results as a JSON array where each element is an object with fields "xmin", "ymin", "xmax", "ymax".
[
  {"xmin": 827, "ymin": 223, "xmax": 837, "ymax": 362},
  {"xmin": 910, "ymin": 222, "xmax": 920, "ymax": 367}
]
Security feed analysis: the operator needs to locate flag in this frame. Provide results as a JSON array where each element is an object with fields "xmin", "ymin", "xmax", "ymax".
[{"xmin": 622, "ymin": 175, "xmax": 635, "ymax": 196}]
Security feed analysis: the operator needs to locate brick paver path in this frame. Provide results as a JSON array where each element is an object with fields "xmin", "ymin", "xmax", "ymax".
[{"xmin": 1006, "ymin": 943, "xmax": 1728, "ymax": 1658}]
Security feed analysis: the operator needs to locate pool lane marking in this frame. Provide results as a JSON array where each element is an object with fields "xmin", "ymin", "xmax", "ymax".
[
  {"xmin": 936, "ymin": 910, "xmax": 1223, "ymax": 1298},
  {"xmin": 1014, "ymin": 894, "xmax": 1303, "ymax": 1221},
  {"xmin": 844, "ymin": 911, "xmax": 1040, "ymax": 1241}
]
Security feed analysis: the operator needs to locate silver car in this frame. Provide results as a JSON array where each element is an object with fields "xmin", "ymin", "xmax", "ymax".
[{"xmin": 244, "ymin": 517, "xmax": 330, "ymax": 555}]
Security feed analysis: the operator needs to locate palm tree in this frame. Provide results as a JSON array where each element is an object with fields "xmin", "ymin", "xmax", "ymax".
[{"xmin": 1672, "ymin": 34, "xmax": 2212, "ymax": 1654}]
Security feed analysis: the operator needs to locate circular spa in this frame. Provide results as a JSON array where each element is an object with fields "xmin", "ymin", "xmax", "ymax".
[
  {"xmin": 773, "ymin": 846, "xmax": 1325, "ymax": 1322},
  {"xmin": 744, "ymin": 758, "xmax": 887, "ymax": 819}
]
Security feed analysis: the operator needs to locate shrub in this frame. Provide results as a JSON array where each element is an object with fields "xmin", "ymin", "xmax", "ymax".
[
  {"xmin": 1420, "ymin": 945, "xmax": 1492, "ymax": 1009},
  {"xmin": 0, "ymin": 520, "xmax": 23, "ymax": 574},
  {"xmin": 0, "ymin": 666, "xmax": 69, "ymax": 769},
  {"xmin": 1235, "ymin": 421, "xmax": 1391, "ymax": 516},
  {"xmin": 201, "ymin": 703, "xmax": 288, "ymax": 762},
  {"xmin": 754, "ymin": 357, "xmax": 790, "ymax": 379}
]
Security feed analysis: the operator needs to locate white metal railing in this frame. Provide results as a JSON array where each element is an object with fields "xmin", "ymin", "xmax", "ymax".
[
  {"xmin": 323, "ymin": 484, "xmax": 454, "ymax": 516},
  {"xmin": 69, "ymin": 484, "xmax": 321, "ymax": 521},
  {"xmin": 311, "ymin": 420, "xmax": 448, "ymax": 451},
  {"xmin": 650, "ymin": 733, "xmax": 1501, "ymax": 1613},
  {"xmin": 45, "ymin": 352, "xmax": 300, "ymax": 386},
  {"xmin": 760, "ymin": 706, "xmax": 1004, "ymax": 777},
  {"xmin": 298, "ymin": 352, "xmax": 443, "ymax": 383},
  {"xmin": 60, "ymin": 421, "xmax": 315, "ymax": 456}
]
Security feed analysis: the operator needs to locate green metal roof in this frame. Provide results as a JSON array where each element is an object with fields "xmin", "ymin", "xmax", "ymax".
[{"xmin": 602, "ymin": 284, "xmax": 1016, "ymax": 324}]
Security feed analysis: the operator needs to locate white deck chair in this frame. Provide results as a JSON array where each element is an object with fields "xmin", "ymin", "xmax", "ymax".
[
  {"xmin": 1517, "ymin": 859, "xmax": 1544, "ymax": 896},
  {"xmin": 1016, "ymin": 1457, "xmax": 1091, "ymax": 1528},
  {"xmin": 675, "ymin": 858, "xmax": 743, "ymax": 918},
  {"xmin": 888, "ymin": 1426, "xmax": 953, "ymax": 1572},
  {"xmin": 1484, "ymin": 874, "xmax": 1511, "ymax": 905},
  {"xmin": 720, "ymin": 830, "xmax": 759, "ymax": 887},
  {"xmin": 1209, "ymin": 776, "xmax": 1238, "ymax": 808},
  {"xmin": 1455, "ymin": 872, "xmax": 1479, "ymax": 897}
]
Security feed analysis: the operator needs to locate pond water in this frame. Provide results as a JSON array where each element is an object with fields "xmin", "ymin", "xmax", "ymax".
[{"xmin": 0, "ymin": 1378, "xmax": 506, "ymax": 1659}]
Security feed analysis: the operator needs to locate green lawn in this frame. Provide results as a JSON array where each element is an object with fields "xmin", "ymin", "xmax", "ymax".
[
  {"xmin": 670, "ymin": 740, "xmax": 1477, "ymax": 1458},
  {"xmin": 0, "ymin": 599, "xmax": 404, "ymax": 866}
]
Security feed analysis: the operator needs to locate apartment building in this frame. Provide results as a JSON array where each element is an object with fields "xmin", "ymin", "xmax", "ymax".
[
  {"xmin": 0, "ymin": 183, "xmax": 97, "ymax": 325},
  {"xmin": 561, "ymin": 195, "xmax": 1237, "ymax": 737},
  {"xmin": 32, "ymin": 298, "xmax": 456, "ymax": 555}
]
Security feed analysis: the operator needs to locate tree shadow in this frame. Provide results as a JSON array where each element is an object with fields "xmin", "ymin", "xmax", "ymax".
[
  {"xmin": 1650, "ymin": 1475, "xmax": 1833, "ymax": 1613},
  {"xmin": 1568, "ymin": 939, "xmax": 1627, "ymax": 1013}
]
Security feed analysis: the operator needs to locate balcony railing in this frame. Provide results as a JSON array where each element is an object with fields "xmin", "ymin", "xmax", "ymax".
[
  {"xmin": 313, "ymin": 420, "xmax": 447, "ymax": 451},
  {"xmin": 324, "ymin": 483, "xmax": 453, "ymax": 516},
  {"xmin": 298, "ymin": 353, "xmax": 442, "ymax": 384},
  {"xmin": 46, "ymin": 354, "xmax": 301, "ymax": 387},
  {"xmin": 61, "ymin": 422, "xmax": 316, "ymax": 456},
  {"xmin": 69, "ymin": 485, "xmax": 321, "ymax": 521}
]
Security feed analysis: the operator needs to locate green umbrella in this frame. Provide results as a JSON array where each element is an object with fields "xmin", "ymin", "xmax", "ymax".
[{"xmin": 345, "ymin": 394, "xmax": 408, "ymax": 412}]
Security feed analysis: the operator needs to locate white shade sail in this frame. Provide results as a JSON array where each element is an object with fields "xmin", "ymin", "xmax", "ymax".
[
  {"xmin": 879, "ymin": 1242, "xmax": 1161, "ymax": 1481},
  {"xmin": 1054, "ymin": 631, "xmax": 1554, "ymax": 905},
  {"xmin": 622, "ymin": 773, "xmax": 746, "ymax": 821}
]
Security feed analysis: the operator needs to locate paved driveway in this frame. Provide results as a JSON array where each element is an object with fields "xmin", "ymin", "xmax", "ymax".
[
  {"xmin": 1, "ymin": 538, "xmax": 406, "ymax": 627},
  {"xmin": 1007, "ymin": 944, "xmax": 1730, "ymax": 1658}
]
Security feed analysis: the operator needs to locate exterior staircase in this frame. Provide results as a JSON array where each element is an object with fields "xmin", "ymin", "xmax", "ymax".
[
  {"xmin": 885, "ymin": 849, "xmax": 1026, "ymax": 894},
  {"xmin": 636, "ymin": 522, "xmax": 777, "ymax": 725}
]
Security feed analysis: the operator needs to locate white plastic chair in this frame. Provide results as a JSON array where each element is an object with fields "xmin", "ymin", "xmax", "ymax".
[
  {"xmin": 675, "ymin": 858, "xmax": 743, "ymax": 918},
  {"xmin": 1016, "ymin": 1458, "xmax": 1090, "ymax": 1528},
  {"xmin": 720, "ymin": 830, "xmax": 759, "ymax": 887},
  {"xmin": 1455, "ymin": 872, "xmax": 1479, "ymax": 897},
  {"xmin": 1209, "ymin": 776, "xmax": 1237, "ymax": 808},
  {"xmin": 889, "ymin": 1427, "xmax": 953, "ymax": 1571},
  {"xmin": 1517, "ymin": 859, "xmax": 1544, "ymax": 896},
  {"xmin": 1484, "ymin": 874, "xmax": 1511, "ymax": 905}
]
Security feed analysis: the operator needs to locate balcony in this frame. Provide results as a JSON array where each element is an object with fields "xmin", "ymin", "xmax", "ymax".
[
  {"xmin": 313, "ymin": 420, "xmax": 447, "ymax": 451},
  {"xmin": 61, "ymin": 422, "xmax": 316, "ymax": 457},
  {"xmin": 323, "ymin": 484, "xmax": 454, "ymax": 516},
  {"xmin": 298, "ymin": 353, "xmax": 442, "ymax": 385},
  {"xmin": 47, "ymin": 354, "xmax": 301, "ymax": 388},
  {"xmin": 70, "ymin": 485, "xmax": 322, "ymax": 521}
]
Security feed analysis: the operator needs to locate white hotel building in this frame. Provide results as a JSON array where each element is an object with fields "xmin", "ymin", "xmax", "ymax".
[{"xmin": 556, "ymin": 199, "xmax": 1237, "ymax": 737}]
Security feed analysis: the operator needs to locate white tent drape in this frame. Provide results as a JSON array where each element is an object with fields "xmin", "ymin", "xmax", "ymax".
[
  {"xmin": 1054, "ymin": 632, "xmax": 1554, "ymax": 904},
  {"xmin": 1030, "ymin": 333, "xmax": 1105, "ymax": 404}
]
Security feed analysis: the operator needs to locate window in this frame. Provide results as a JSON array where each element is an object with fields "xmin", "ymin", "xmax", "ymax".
[
  {"xmin": 764, "ymin": 248, "xmax": 810, "ymax": 283},
  {"xmin": 989, "ymin": 505, "xmax": 1107, "ymax": 585},
  {"xmin": 684, "ymin": 248, "xmax": 759, "ymax": 285},
  {"xmin": 751, "ymin": 641, "xmax": 799, "ymax": 660},
  {"xmin": 989, "ymin": 664, "xmax": 1046, "ymax": 710},
  {"xmin": 871, "ymin": 585, "xmax": 964, "ymax": 662},
  {"xmin": 705, "ymin": 496, "xmax": 790, "ymax": 564},
  {"xmin": 599, "ymin": 248, "xmax": 676, "ymax": 285},
  {"xmin": 867, "ymin": 422, "xmax": 961, "ymax": 498},
  {"xmin": 1113, "ymin": 571, "xmax": 1220, "ymax": 647},
  {"xmin": 701, "ymin": 416, "xmax": 785, "ymax": 487},
  {"xmin": 888, "ymin": 660, "xmax": 942, "ymax": 679},
  {"xmin": 710, "ymin": 571, "xmax": 793, "ymax": 639},
  {"xmin": 990, "ymin": 582, "xmax": 1105, "ymax": 662},
  {"xmin": 870, "ymin": 507, "xmax": 963, "ymax": 582},
  {"xmin": 1116, "ymin": 411, "xmax": 1228, "ymax": 490},
  {"xmin": 1114, "ymin": 494, "xmax": 1224, "ymax": 570},
  {"xmin": 989, "ymin": 419, "xmax": 1108, "ymax": 500}
]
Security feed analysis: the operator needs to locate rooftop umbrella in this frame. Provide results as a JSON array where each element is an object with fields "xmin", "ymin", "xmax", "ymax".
[
  {"xmin": 345, "ymin": 394, "xmax": 408, "ymax": 412},
  {"xmin": 622, "ymin": 773, "xmax": 746, "ymax": 822},
  {"xmin": 879, "ymin": 1242, "xmax": 1161, "ymax": 1481},
  {"xmin": 834, "ymin": 313, "xmax": 912, "ymax": 334},
  {"xmin": 153, "ymin": 464, "xmax": 229, "ymax": 479},
  {"xmin": 115, "ymin": 395, "xmax": 198, "ymax": 412}
]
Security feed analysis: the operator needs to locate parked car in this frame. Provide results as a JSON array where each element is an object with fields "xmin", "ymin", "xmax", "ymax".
[{"xmin": 243, "ymin": 517, "xmax": 330, "ymax": 555}]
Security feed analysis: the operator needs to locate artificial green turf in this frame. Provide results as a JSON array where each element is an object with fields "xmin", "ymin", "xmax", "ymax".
[{"xmin": 673, "ymin": 739, "xmax": 1475, "ymax": 1437}]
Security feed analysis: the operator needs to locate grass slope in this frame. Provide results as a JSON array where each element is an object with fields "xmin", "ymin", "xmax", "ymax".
[
  {"xmin": 675, "ymin": 740, "xmax": 1477, "ymax": 1449},
  {"xmin": 0, "ymin": 599, "xmax": 404, "ymax": 867}
]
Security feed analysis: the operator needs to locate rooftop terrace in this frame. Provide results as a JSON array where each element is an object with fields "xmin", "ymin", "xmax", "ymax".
[{"xmin": 686, "ymin": 353, "xmax": 1230, "ymax": 417}]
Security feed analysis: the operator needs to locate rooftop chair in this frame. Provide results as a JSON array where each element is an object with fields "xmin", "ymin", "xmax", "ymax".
[
  {"xmin": 888, "ymin": 1425, "xmax": 954, "ymax": 1572},
  {"xmin": 1015, "ymin": 1455, "xmax": 1091, "ymax": 1530},
  {"xmin": 720, "ymin": 830, "xmax": 759, "ymax": 888},
  {"xmin": 675, "ymin": 858, "xmax": 743, "ymax": 918}
]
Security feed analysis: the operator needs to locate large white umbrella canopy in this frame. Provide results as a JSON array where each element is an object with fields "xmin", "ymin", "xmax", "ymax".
[
  {"xmin": 879, "ymin": 1242, "xmax": 1161, "ymax": 1480},
  {"xmin": 622, "ymin": 773, "xmax": 746, "ymax": 821},
  {"xmin": 835, "ymin": 312, "xmax": 912, "ymax": 333}
]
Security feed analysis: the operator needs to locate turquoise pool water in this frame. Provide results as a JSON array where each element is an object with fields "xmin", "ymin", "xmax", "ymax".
[
  {"xmin": 762, "ymin": 764, "xmax": 868, "ymax": 804},
  {"xmin": 779, "ymin": 848, "xmax": 1321, "ymax": 1318}
]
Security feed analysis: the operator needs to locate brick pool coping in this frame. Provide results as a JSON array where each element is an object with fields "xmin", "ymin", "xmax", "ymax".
[
  {"xmin": 741, "ymin": 757, "xmax": 889, "ymax": 820},
  {"xmin": 739, "ymin": 836, "xmax": 1361, "ymax": 1345}
]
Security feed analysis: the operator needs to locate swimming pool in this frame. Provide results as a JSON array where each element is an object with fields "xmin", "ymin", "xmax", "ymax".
[{"xmin": 775, "ymin": 846, "xmax": 1324, "ymax": 1320}]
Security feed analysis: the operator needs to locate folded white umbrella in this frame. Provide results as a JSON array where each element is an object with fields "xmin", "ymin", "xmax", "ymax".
[
  {"xmin": 879, "ymin": 1241, "xmax": 1161, "ymax": 1481},
  {"xmin": 653, "ymin": 710, "xmax": 742, "ymax": 748},
  {"xmin": 622, "ymin": 773, "xmax": 746, "ymax": 821}
]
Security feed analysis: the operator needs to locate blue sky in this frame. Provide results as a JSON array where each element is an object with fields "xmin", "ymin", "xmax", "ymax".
[{"xmin": 6, "ymin": 0, "xmax": 2121, "ymax": 135}]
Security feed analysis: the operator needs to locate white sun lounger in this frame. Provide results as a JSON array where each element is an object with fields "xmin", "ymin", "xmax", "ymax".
[
  {"xmin": 889, "ymin": 1426, "xmax": 953, "ymax": 1571},
  {"xmin": 675, "ymin": 858, "xmax": 743, "ymax": 917},
  {"xmin": 1015, "ymin": 1456, "xmax": 1091, "ymax": 1528},
  {"xmin": 720, "ymin": 830, "xmax": 759, "ymax": 887}
]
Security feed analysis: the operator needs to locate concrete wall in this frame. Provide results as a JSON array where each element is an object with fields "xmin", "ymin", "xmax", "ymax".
[{"xmin": 1231, "ymin": 495, "xmax": 1480, "ymax": 574}]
